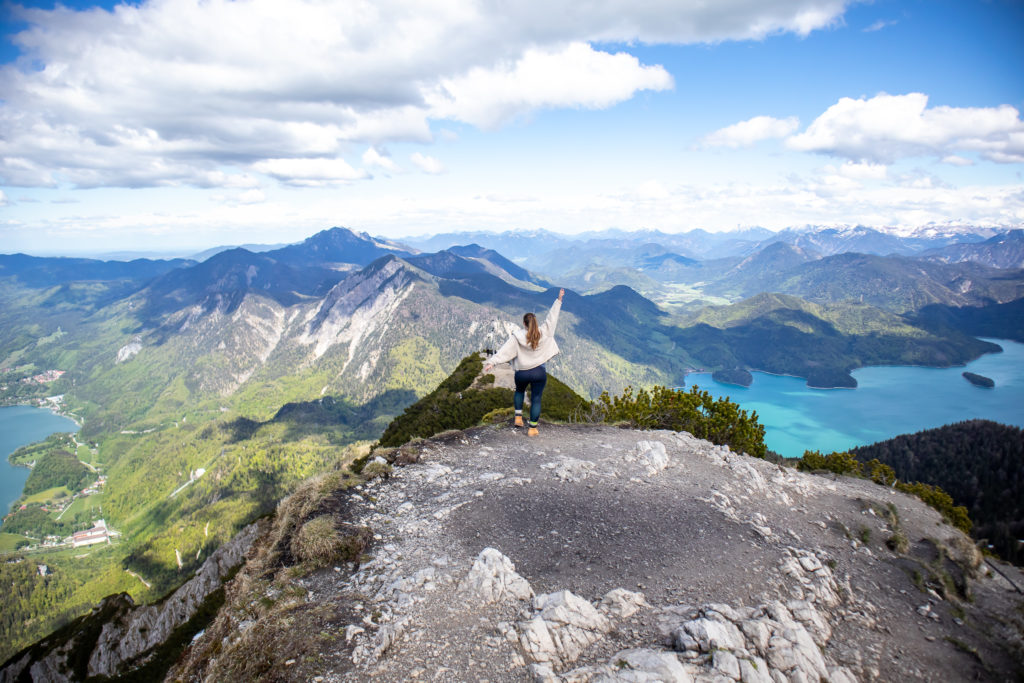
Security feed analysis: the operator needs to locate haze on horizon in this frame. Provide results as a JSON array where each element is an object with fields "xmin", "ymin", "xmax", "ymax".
[{"xmin": 1, "ymin": 0, "xmax": 1023, "ymax": 255}]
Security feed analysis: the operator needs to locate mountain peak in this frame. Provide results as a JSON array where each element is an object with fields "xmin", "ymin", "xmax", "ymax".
[
  {"xmin": 266, "ymin": 227, "xmax": 413, "ymax": 267},
  {"xmin": 163, "ymin": 420, "xmax": 1021, "ymax": 682}
]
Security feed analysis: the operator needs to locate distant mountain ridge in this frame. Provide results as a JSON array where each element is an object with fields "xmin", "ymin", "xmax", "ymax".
[
  {"xmin": 920, "ymin": 229, "xmax": 1024, "ymax": 269},
  {"xmin": 1, "ymin": 222, "xmax": 1022, "ymax": 666},
  {"xmin": 0, "ymin": 252, "xmax": 194, "ymax": 288}
]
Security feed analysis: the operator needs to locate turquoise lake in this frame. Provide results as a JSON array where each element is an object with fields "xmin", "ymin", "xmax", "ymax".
[
  {"xmin": 0, "ymin": 339, "xmax": 1022, "ymax": 512},
  {"xmin": 686, "ymin": 338, "xmax": 1024, "ymax": 458},
  {"xmin": 0, "ymin": 405, "xmax": 79, "ymax": 525}
]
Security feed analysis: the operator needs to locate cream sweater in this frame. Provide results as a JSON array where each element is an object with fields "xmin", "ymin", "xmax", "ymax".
[{"xmin": 488, "ymin": 298, "xmax": 562, "ymax": 371}]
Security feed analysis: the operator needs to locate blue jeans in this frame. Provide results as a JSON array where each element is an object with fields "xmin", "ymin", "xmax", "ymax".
[{"xmin": 514, "ymin": 365, "xmax": 547, "ymax": 425}]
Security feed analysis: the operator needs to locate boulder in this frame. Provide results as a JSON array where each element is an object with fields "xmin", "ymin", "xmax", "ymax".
[{"xmin": 458, "ymin": 547, "xmax": 534, "ymax": 604}]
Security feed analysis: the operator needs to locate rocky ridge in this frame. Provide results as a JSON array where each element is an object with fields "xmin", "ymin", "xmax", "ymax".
[
  {"xmin": 172, "ymin": 422, "xmax": 1024, "ymax": 682},
  {"xmin": 0, "ymin": 522, "xmax": 260, "ymax": 682}
]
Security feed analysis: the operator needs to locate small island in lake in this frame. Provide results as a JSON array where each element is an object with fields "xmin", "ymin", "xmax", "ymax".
[
  {"xmin": 962, "ymin": 371, "xmax": 995, "ymax": 388},
  {"xmin": 712, "ymin": 368, "xmax": 753, "ymax": 387},
  {"xmin": 806, "ymin": 368, "xmax": 857, "ymax": 389}
]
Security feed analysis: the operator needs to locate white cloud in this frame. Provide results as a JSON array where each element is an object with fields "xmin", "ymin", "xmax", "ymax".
[
  {"xmin": 941, "ymin": 155, "xmax": 974, "ymax": 167},
  {"xmin": 362, "ymin": 148, "xmax": 401, "ymax": 173},
  {"xmin": 251, "ymin": 158, "xmax": 368, "ymax": 185},
  {"xmin": 0, "ymin": 0, "xmax": 854, "ymax": 189},
  {"xmin": 17, "ymin": 178, "xmax": 1024, "ymax": 251},
  {"xmin": 786, "ymin": 92, "xmax": 1024, "ymax": 163},
  {"xmin": 236, "ymin": 189, "xmax": 266, "ymax": 204},
  {"xmin": 426, "ymin": 42, "xmax": 672, "ymax": 129},
  {"xmin": 701, "ymin": 115, "xmax": 799, "ymax": 148},
  {"xmin": 837, "ymin": 161, "xmax": 887, "ymax": 180},
  {"xmin": 410, "ymin": 153, "xmax": 445, "ymax": 175},
  {"xmin": 0, "ymin": 190, "xmax": 6, "ymax": 206}
]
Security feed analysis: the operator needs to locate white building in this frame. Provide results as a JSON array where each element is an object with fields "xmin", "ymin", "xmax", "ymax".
[{"xmin": 68, "ymin": 520, "xmax": 109, "ymax": 548}]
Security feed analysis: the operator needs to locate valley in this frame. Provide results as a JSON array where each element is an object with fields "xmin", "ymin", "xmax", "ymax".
[{"xmin": 1, "ymin": 224, "xmax": 1023, "ymax": 666}]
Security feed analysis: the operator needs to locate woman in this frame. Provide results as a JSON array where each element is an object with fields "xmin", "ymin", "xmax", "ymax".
[{"xmin": 483, "ymin": 288, "xmax": 565, "ymax": 436}]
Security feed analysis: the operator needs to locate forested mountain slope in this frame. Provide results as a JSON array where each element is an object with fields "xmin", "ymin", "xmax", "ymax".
[{"xmin": 853, "ymin": 420, "xmax": 1024, "ymax": 565}]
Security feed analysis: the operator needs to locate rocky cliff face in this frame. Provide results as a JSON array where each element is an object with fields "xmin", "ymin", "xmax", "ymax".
[
  {"xmin": 0, "ymin": 522, "xmax": 260, "ymax": 683},
  {"xmin": 169, "ymin": 423, "xmax": 1024, "ymax": 682}
]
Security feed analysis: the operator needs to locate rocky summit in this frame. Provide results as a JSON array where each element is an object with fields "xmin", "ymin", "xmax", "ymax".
[{"xmin": 169, "ymin": 421, "xmax": 1023, "ymax": 682}]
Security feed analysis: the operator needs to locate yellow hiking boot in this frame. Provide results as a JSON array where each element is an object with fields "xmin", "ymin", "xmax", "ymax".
[{"xmin": 514, "ymin": 415, "xmax": 524, "ymax": 427}]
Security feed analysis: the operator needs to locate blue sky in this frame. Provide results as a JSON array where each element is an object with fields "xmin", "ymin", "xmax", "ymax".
[{"xmin": 1, "ymin": 0, "xmax": 1022, "ymax": 255}]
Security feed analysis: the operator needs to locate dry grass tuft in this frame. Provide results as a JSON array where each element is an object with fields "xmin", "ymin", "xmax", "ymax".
[{"xmin": 362, "ymin": 460, "xmax": 392, "ymax": 479}]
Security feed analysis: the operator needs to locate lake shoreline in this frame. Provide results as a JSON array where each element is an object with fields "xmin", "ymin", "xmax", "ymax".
[
  {"xmin": 0, "ymin": 406, "xmax": 82, "ymax": 526},
  {"xmin": 5, "ymin": 404, "xmax": 82, "ymax": 466},
  {"xmin": 685, "ymin": 339, "xmax": 1008, "ymax": 392},
  {"xmin": 687, "ymin": 337, "xmax": 1023, "ymax": 458},
  {"xmin": 689, "ymin": 368, "xmax": 858, "ymax": 391}
]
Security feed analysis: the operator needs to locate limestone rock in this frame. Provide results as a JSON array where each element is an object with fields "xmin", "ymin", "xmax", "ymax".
[
  {"xmin": 542, "ymin": 456, "xmax": 597, "ymax": 482},
  {"xmin": 674, "ymin": 617, "xmax": 745, "ymax": 652},
  {"xmin": 712, "ymin": 649, "xmax": 741, "ymax": 679},
  {"xmin": 519, "ymin": 590, "xmax": 613, "ymax": 669},
  {"xmin": 540, "ymin": 649, "xmax": 695, "ymax": 683},
  {"xmin": 630, "ymin": 440, "xmax": 670, "ymax": 476},
  {"xmin": 457, "ymin": 547, "xmax": 534, "ymax": 604},
  {"xmin": 599, "ymin": 588, "xmax": 649, "ymax": 619}
]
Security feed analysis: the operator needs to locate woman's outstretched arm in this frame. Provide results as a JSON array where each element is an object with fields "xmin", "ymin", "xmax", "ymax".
[
  {"xmin": 483, "ymin": 335, "xmax": 517, "ymax": 372},
  {"xmin": 543, "ymin": 288, "xmax": 565, "ymax": 334}
]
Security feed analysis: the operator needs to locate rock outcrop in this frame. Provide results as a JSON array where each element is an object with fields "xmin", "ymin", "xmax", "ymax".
[
  {"xmin": 0, "ymin": 522, "xmax": 260, "ymax": 683},
  {"xmin": 171, "ymin": 423, "xmax": 1024, "ymax": 682}
]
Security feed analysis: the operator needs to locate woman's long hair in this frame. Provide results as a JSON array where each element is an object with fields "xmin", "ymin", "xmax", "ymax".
[{"xmin": 523, "ymin": 312, "xmax": 540, "ymax": 350}]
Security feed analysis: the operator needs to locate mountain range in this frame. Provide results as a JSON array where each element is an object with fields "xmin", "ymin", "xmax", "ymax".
[{"xmin": 1, "ymin": 222, "xmax": 1023, "ymax": 662}]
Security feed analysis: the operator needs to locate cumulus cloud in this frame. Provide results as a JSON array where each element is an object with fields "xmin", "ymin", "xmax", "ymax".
[
  {"xmin": 837, "ymin": 161, "xmax": 887, "ymax": 180},
  {"xmin": 410, "ymin": 153, "xmax": 446, "ymax": 175},
  {"xmin": 426, "ymin": 42, "xmax": 672, "ymax": 128},
  {"xmin": 701, "ymin": 115, "xmax": 800, "ymax": 148},
  {"xmin": 362, "ymin": 148, "xmax": 401, "ymax": 173},
  {"xmin": 786, "ymin": 92, "xmax": 1024, "ymax": 163},
  {"xmin": 0, "ymin": 0, "xmax": 854, "ymax": 188}
]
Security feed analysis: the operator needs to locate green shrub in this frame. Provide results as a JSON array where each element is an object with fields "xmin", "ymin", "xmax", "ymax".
[
  {"xmin": 866, "ymin": 458, "xmax": 897, "ymax": 486},
  {"xmin": 437, "ymin": 354, "xmax": 485, "ymax": 394},
  {"xmin": 896, "ymin": 481, "xmax": 972, "ymax": 534},
  {"xmin": 594, "ymin": 385, "xmax": 766, "ymax": 457},
  {"xmin": 797, "ymin": 450, "xmax": 862, "ymax": 476},
  {"xmin": 537, "ymin": 374, "xmax": 592, "ymax": 422},
  {"xmin": 376, "ymin": 386, "xmax": 511, "ymax": 449}
]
